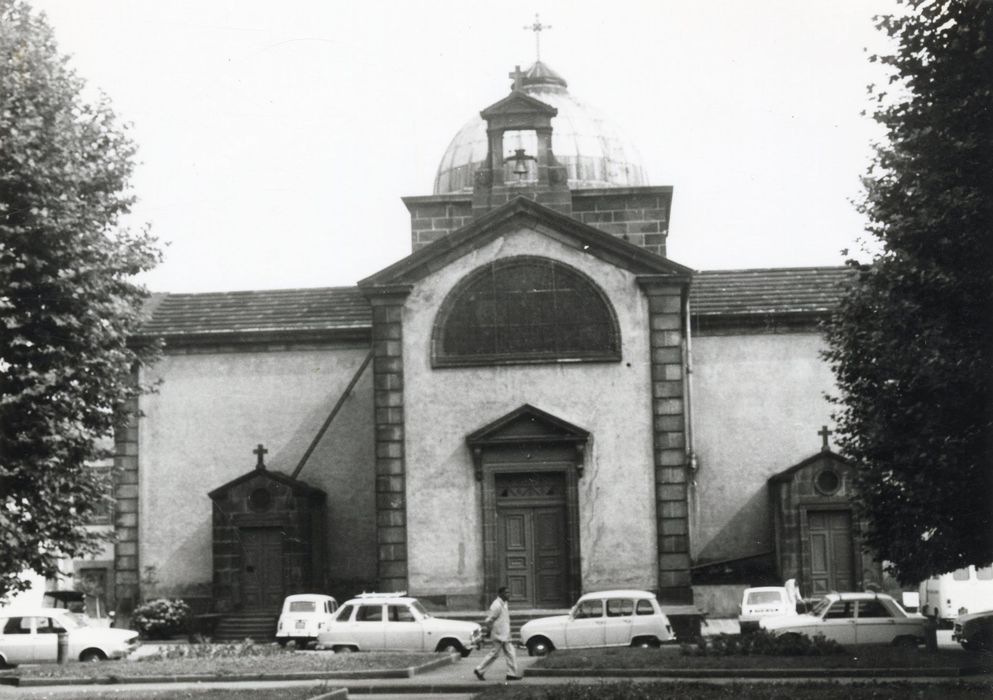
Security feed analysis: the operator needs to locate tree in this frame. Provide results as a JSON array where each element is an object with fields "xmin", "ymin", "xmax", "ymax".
[
  {"xmin": 824, "ymin": 0, "xmax": 992, "ymax": 584},
  {"xmin": 0, "ymin": 0, "xmax": 160, "ymax": 598}
]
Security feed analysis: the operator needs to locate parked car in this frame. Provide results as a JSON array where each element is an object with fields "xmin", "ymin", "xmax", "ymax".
[
  {"xmin": 739, "ymin": 583, "xmax": 801, "ymax": 633},
  {"xmin": 759, "ymin": 592, "xmax": 925, "ymax": 646},
  {"xmin": 275, "ymin": 594, "xmax": 338, "ymax": 647},
  {"xmin": 315, "ymin": 593, "xmax": 482, "ymax": 657},
  {"xmin": 953, "ymin": 609, "xmax": 993, "ymax": 651},
  {"xmin": 521, "ymin": 590, "xmax": 674, "ymax": 656},
  {"xmin": 0, "ymin": 608, "xmax": 139, "ymax": 666}
]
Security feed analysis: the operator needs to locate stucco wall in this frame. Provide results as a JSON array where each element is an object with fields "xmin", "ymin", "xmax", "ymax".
[
  {"xmin": 402, "ymin": 225, "xmax": 659, "ymax": 597},
  {"xmin": 138, "ymin": 345, "xmax": 375, "ymax": 598},
  {"xmin": 690, "ymin": 332, "xmax": 836, "ymax": 564}
]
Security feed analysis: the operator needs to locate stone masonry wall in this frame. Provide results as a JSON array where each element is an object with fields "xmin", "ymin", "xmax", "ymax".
[
  {"xmin": 405, "ymin": 187, "xmax": 672, "ymax": 257},
  {"xmin": 113, "ymin": 396, "xmax": 140, "ymax": 622}
]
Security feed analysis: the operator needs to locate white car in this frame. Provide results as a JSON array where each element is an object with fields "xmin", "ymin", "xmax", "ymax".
[
  {"xmin": 316, "ymin": 593, "xmax": 482, "ymax": 657},
  {"xmin": 760, "ymin": 592, "xmax": 926, "ymax": 646},
  {"xmin": 739, "ymin": 585, "xmax": 799, "ymax": 633},
  {"xmin": 275, "ymin": 594, "xmax": 338, "ymax": 647},
  {"xmin": 521, "ymin": 590, "xmax": 674, "ymax": 656},
  {"xmin": 0, "ymin": 608, "xmax": 139, "ymax": 666}
]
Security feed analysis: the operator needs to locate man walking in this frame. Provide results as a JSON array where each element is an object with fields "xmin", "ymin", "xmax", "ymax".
[{"xmin": 473, "ymin": 586, "xmax": 520, "ymax": 681}]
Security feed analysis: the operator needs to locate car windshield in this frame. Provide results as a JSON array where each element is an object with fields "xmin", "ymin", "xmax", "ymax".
[
  {"xmin": 410, "ymin": 601, "xmax": 429, "ymax": 618},
  {"xmin": 810, "ymin": 597, "xmax": 833, "ymax": 616},
  {"xmin": 56, "ymin": 613, "xmax": 83, "ymax": 629},
  {"xmin": 289, "ymin": 601, "xmax": 316, "ymax": 613},
  {"xmin": 746, "ymin": 591, "xmax": 783, "ymax": 605}
]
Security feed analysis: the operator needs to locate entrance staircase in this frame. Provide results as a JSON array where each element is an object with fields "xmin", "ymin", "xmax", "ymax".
[{"xmin": 212, "ymin": 612, "xmax": 278, "ymax": 642}]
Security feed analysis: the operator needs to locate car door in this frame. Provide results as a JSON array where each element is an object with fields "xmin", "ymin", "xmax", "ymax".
[
  {"xmin": 0, "ymin": 617, "xmax": 38, "ymax": 664},
  {"xmin": 33, "ymin": 616, "xmax": 66, "ymax": 662},
  {"xmin": 384, "ymin": 604, "xmax": 424, "ymax": 650},
  {"xmin": 565, "ymin": 599, "xmax": 606, "ymax": 648},
  {"xmin": 352, "ymin": 604, "xmax": 386, "ymax": 650},
  {"xmin": 855, "ymin": 599, "xmax": 906, "ymax": 644},
  {"xmin": 818, "ymin": 600, "xmax": 857, "ymax": 645},
  {"xmin": 603, "ymin": 598, "xmax": 635, "ymax": 645}
]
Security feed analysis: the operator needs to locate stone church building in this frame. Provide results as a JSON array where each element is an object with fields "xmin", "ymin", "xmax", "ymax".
[{"xmin": 82, "ymin": 60, "xmax": 882, "ymax": 622}]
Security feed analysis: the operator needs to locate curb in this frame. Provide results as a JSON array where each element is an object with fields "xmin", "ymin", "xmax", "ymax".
[
  {"xmin": 525, "ymin": 666, "xmax": 987, "ymax": 679},
  {"xmin": 0, "ymin": 653, "xmax": 458, "ymax": 687},
  {"xmin": 309, "ymin": 691, "xmax": 349, "ymax": 700}
]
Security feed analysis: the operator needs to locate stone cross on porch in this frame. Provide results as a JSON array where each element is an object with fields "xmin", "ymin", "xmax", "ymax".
[
  {"xmin": 253, "ymin": 443, "xmax": 268, "ymax": 470},
  {"xmin": 509, "ymin": 65, "xmax": 526, "ymax": 91},
  {"xmin": 818, "ymin": 425, "xmax": 833, "ymax": 452}
]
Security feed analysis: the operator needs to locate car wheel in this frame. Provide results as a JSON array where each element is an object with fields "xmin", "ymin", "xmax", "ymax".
[
  {"xmin": 276, "ymin": 638, "xmax": 288, "ymax": 647},
  {"xmin": 79, "ymin": 649, "xmax": 107, "ymax": 663},
  {"xmin": 631, "ymin": 636, "xmax": 661, "ymax": 649},
  {"xmin": 437, "ymin": 639, "xmax": 467, "ymax": 656},
  {"xmin": 526, "ymin": 637, "xmax": 553, "ymax": 657},
  {"xmin": 332, "ymin": 645, "xmax": 357, "ymax": 653}
]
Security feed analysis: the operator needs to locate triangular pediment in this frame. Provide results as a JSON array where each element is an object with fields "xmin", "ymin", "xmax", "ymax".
[
  {"xmin": 467, "ymin": 403, "xmax": 589, "ymax": 447},
  {"xmin": 480, "ymin": 90, "xmax": 558, "ymax": 119},
  {"xmin": 208, "ymin": 466, "xmax": 324, "ymax": 501},
  {"xmin": 359, "ymin": 196, "xmax": 692, "ymax": 290},
  {"xmin": 768, "ymin": 449, "xmax": 850, "ymax": 484}
]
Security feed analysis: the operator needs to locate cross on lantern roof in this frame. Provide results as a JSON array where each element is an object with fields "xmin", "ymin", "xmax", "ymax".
[
  {"xmin": 253, "ymin": 443, "xmax": 268, "ymax": 470},
  {"xmin": 524, "ymin": 13, "xmax": 551, "ymax": 61},
  {"xmin": 818, "ymin": 426, "xmax": 833, "ymax": 452}
]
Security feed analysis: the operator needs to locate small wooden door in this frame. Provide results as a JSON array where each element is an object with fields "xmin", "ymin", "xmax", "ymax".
[
  {"xmin": 808, "ymin": 510, "xmax": 855, "ymax": 595},
  {"xmin": 241, "ymin": 528, "xmax": 284, "ymax": 610}
]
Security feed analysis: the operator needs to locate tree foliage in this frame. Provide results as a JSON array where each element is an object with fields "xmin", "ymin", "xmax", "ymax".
[
  {"xmin": 0, "ymin": 0, "xmax": 160, "ymax": 598},
  {"xmin": 824, "ymin": 0, "xmax": 992, "ymax": 584}
]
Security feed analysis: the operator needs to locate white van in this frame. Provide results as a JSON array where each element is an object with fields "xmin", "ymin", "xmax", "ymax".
[
  {"xmin": 918, "ymin": 564, "xmax": 993, "ymax": 625},
  {"xmin": 275, "ymin": 594, "xmax": 338, "ymax": 647}
]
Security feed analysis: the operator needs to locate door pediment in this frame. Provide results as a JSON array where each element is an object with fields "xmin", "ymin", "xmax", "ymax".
[{"xmin": 466, "ymin": 404, "xmax": 589, "ymax": 480}]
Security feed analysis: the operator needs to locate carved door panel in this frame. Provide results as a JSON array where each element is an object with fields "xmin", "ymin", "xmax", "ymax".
[
  {"xmin": 808, "ymin": 510, "xmax": 854, "ymax": 595},
  {"xmin": 497, "ymin": 505, "xmax": 568, "ymax": 608},
  {"xmin": 241, "ymin": 528, "xmax": 284, "ymax": 610}
]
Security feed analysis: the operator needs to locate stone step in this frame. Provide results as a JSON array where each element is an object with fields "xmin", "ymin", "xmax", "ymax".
[{"xmin": 213, "ymin": 614, "xmax": 277, "ymax": 642}]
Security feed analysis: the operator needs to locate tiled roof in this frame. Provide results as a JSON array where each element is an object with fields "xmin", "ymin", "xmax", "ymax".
[
  {"xmin": 690, "ymin": 267, "xmax": 852, "ymax": 317},
  {"xmin": 137, "ymin": 287, "xmax": 371, "ymax": 339},
  {"xmin": 138, "ymin": 267, "xmax": 853, "ymax": 340}
]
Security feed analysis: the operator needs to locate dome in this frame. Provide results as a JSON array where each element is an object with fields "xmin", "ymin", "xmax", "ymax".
[{"xmin": 434, "ymin": 61, "xmax": 648, "ymax": 194}]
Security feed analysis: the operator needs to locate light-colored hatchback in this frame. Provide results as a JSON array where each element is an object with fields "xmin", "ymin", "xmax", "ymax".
[
  {"xmin": 316, "ymin": 593, "xmax": 482, "ymax": 657},
  {"xmin": 521, "ymin": 590, "xmax": 674, "ymax": 656},
  {"xmin": 275, "ymin": 594, "xmax": 338, "ymax": 647}
]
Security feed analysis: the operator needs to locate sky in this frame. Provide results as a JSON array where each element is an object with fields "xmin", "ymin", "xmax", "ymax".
[{"xmin": 32, "ymin": 0, "xmax": 902, "ymax": 294}]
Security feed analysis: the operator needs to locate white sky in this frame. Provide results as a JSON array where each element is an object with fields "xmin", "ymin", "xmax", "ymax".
[{"xmin": 32, "ymin": 0, "xmax": 900, "ymax": 293}]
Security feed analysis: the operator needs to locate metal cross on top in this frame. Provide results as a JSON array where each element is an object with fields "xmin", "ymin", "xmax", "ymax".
[
  {"xmin": 253, "ymin": 443, "xmax": 268, "ymax": 470},
  {"xmin": 818, "ymin": 425, "xmax": 833, "ymax": 452},
  {"xmin": 524, "ymin": 13, "xmax": 551, "ymax": 61}
]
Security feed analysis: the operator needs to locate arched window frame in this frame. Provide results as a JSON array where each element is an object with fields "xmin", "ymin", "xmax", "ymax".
[{"xmin": 431, "ymin": 255, "xmax": 622, "ymax": 368}]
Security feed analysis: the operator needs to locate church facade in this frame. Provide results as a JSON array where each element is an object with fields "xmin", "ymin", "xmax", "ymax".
[{"xmin": 86, "ymin": 61, "xmax": 881, "ymax": 621}]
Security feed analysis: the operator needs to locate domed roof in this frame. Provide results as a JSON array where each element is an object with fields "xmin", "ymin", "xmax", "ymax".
[{"xmin": 434, "ymin": 61, "xmax": 648, "ymax": 194}]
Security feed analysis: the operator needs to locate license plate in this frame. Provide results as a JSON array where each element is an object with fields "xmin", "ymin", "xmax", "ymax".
[{"xmin": 295, "ymin": 620, "xmax": 305, "ymax": 629}]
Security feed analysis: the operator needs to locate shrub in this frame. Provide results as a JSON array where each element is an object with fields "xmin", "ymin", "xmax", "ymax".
[
  {"xmin": 138, "ymin": 639, "xmax": 291, "ymax": 661},
  {"xmin": 131, "ymin": 598, "xmax": 191, "ymax": 639},
  {"xmin": 680, "ymin": 630, "xmax": 845, "ymax": 657}
]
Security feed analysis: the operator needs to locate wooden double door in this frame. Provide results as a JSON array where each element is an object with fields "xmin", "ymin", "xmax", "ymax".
[
  {"xmin": 240, "ymin": 528, "xmax": 285, "ymax": 610},
  {"xmin": 807, "ymin": 510, "xmax": 855, "ymax": 595},
  {"xmin": 496, "ymin": 472, "xmax": 570, "ymax": 608}
]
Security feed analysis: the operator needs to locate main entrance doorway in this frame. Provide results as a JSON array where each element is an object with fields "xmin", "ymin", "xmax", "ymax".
[
  {"xmin": 496, "ymin": 472, "xmax": 569, "ymax": 608},
  {"xmin": 807, "ymin": 510, "xmax": 855, "ymax": 595},
  {"xmin": 240, "ymin": 528, "xmax": 284, "ymax": 610}
]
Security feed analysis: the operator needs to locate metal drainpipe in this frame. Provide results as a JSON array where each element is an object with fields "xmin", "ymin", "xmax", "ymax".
[{"xmin": 682, "ymin": 289, "xmax": 699, "ymax": 535}]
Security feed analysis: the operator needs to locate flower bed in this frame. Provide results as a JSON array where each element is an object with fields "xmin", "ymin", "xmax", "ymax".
[
  {"xmin": 532, "ymin": 644, "xmax": 992, "ymax": 671},
  {"xmin": 1, "ymin": 645, "xmax": 441, "ymax": 679}
]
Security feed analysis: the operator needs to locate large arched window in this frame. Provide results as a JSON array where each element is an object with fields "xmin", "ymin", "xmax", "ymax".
[{"xmin": 432, "ymin": 256, "xmax": 621, "ymax": 367}]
